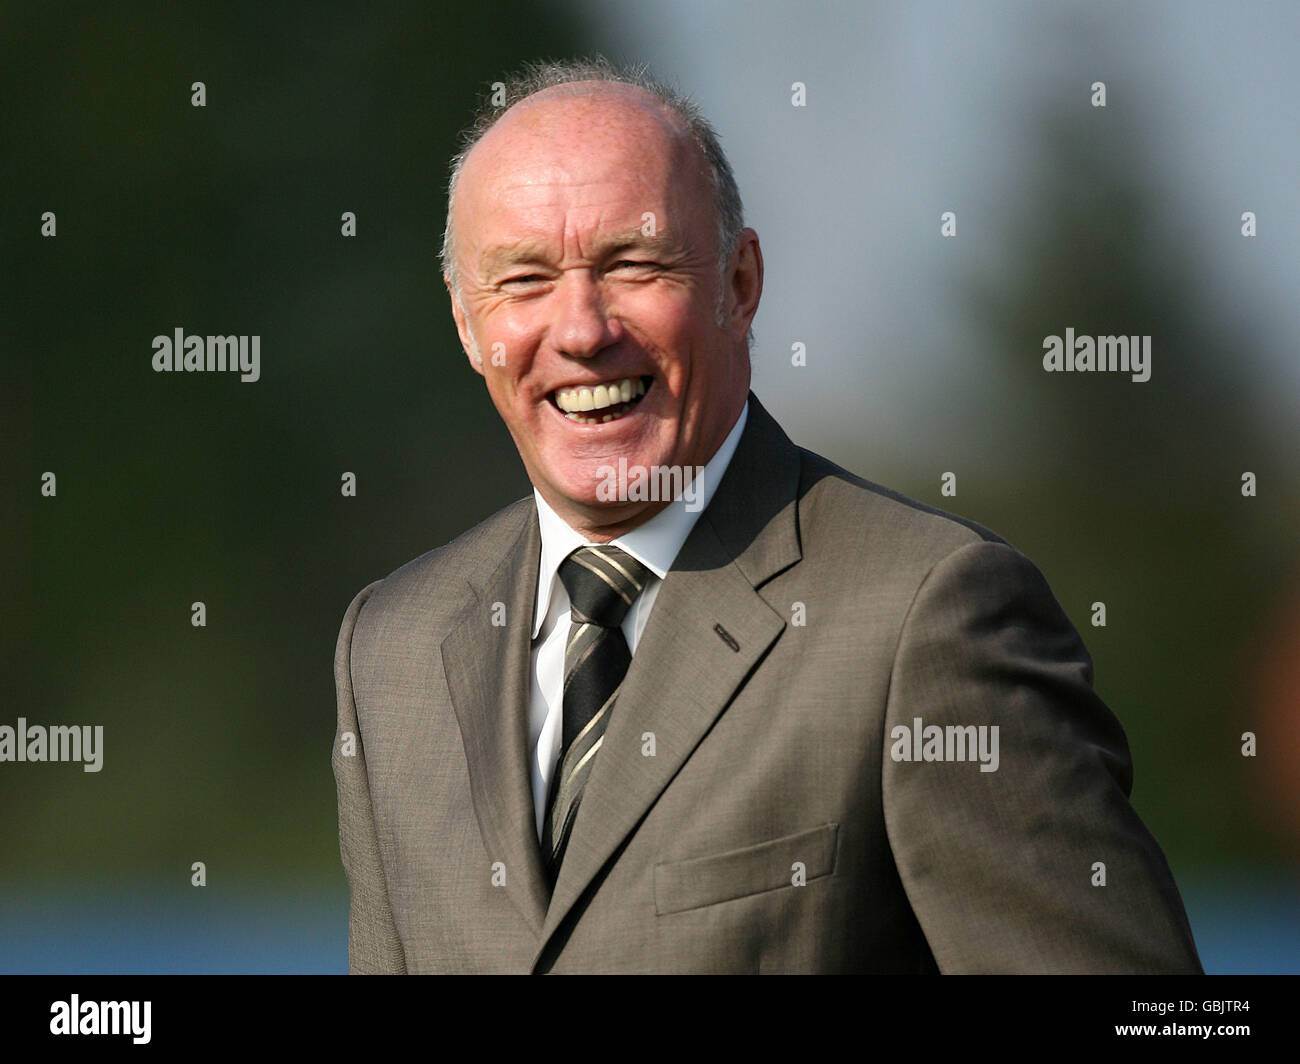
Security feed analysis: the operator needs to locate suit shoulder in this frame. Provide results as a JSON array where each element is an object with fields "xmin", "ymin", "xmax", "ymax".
[
  {"xmin": 345, "ymin": 494, "xmax": 535, "ymax": 624},
  {"xmin": 796, "ymin": 447, "xmax": 1012, "ymax": 571}
]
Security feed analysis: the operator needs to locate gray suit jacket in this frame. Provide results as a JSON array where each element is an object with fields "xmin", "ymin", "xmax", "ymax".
[{"xmin": 332, "ymin": 392, "xmax": 1202, "ymax": 973}]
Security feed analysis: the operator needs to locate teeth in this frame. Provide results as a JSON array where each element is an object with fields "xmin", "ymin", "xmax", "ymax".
[{"xmin": 554, "ymin": 376, "xmax": 647, "ymax": 414}]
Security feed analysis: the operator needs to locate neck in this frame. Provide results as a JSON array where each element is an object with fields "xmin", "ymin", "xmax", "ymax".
[{"xmin": 550, "ymin": 497, "xmax": 674, "ymax": 543}]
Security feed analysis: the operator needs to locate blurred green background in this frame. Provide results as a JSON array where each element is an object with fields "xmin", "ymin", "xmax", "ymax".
[{"xmin": 4, "ymin": 0, "xmax": 1297, "ymax": 971}]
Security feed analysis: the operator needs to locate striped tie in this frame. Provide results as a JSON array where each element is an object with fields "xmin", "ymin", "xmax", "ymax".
[{"xmin": 542, "ymin": 544, "xmax": 651, "ymax": 881}]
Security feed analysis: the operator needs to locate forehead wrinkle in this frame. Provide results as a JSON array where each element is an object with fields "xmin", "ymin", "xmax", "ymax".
[{"xmin": 477, "ymin": 228, "xmax": 683, "ymax": 276}]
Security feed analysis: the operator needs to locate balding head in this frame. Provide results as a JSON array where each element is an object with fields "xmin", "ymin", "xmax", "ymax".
[
  {"xmin": 450, "ymin": 82, "xmax": 714, "ymax": 311},
  {"xmin": 458, "ymin": 80, "xmax": 699, "ymax": 207},
  {"xmin": 440, "ymin": 59, "xmax": 745, "ymax": 316}
]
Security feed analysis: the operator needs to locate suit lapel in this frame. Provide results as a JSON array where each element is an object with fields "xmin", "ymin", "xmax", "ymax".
[
  {"xmin": 535, "ymin": 393, "xmax": 804, "ymax": 957},
  {"xmin": 442, "ymin": 508, "xmax": 551, "ymax": 938}
]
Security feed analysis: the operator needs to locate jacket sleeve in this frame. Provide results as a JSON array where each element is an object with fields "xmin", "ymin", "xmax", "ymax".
[
  {"xmin": 881, "ymin": 539, "xmax": 1203, "ymax": 973},
  {"xmin": 333, "ymin": 579, "xmax": 408, "ymax": 974}
]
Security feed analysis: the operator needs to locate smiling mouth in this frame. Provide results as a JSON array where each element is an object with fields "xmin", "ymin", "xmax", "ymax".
[{"xmin": 548, "ymin": 375, "xmax": 653, "ymax": 424}]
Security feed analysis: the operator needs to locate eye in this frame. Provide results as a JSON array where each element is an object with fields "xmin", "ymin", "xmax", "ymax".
[
  {"xmin": 610, "ymin": 259, "xmax": 661, "ymax": 271},
  {"xmin": 502, "ymin": 274, "xmax": 547, "ymax": 285}
]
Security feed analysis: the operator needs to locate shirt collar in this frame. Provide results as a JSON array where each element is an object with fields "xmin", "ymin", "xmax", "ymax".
[{"xmin": 531, "ymin": 399, "xmax": 750, "ymax": 638}]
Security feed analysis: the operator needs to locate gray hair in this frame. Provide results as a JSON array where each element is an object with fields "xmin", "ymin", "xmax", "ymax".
[{"xmin": 440, "ymin": 57, "xmax": 746, "ymax": 330}]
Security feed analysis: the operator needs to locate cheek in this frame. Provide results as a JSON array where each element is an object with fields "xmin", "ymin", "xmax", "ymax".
[
  {"xmin": 625, "ymin": 287, "xmax": 699, "ymax": 334},
  {"xmin": 617, "ymin": 288, "xmax": 712, "ymax": 377},
  {"xmin": 479, "ymin": 307, "xmax": 544, "ymax": 375}
]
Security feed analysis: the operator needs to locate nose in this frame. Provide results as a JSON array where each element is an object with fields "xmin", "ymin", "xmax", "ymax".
[{"xmin": 550, "ymin": 269, "xmax": 621, "ymax": 359}]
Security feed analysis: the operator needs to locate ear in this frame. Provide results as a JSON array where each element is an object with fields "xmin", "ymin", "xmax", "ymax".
[
  {"xmin": 445, "ymin": 273, "xmax": 485, "ymax": 377},
  {"xmin": 722, "ymin": 228, "xmax": 764, "ymax": 343}
]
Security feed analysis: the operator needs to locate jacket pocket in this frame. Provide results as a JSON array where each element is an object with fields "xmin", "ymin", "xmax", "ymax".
[{"xmin": 653, "ymin": 822, "xmax": 839, "ymax": 916}]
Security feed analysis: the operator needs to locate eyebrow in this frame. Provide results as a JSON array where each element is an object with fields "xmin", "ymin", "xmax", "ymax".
[{"xmin": 479, "ymin": 230, "xmax": 680, "ymax": 277}]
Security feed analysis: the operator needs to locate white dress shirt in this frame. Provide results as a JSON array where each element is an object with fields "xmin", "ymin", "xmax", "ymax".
[{"xmin": 527, "ymin": 400, "xmax": 749, "ymax": 840}]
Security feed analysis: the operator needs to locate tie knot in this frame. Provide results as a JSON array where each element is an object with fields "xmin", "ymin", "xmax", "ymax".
[{"xmin": 558, "ymin": 545, "xmax": 651, "ymax": 628}]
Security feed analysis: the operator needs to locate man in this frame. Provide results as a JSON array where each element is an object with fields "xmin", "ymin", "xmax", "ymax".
[{"xmin": 332, "ymin": 59, "xmax": 1203, "ymax": 974}]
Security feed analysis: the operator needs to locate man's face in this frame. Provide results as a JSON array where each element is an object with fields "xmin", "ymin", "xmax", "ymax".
[{"xmin": 446, "ymin": 83, "xmax": 761, "ymax": 538}]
